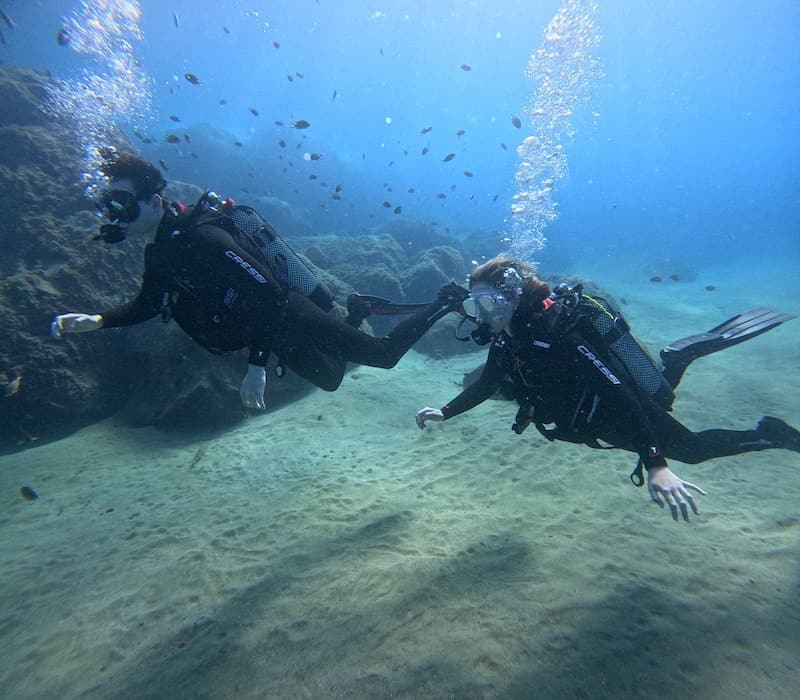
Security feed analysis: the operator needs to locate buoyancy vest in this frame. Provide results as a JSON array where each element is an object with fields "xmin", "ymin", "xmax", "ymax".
[{"xmin": 171, "ymin": 192, "xmax": 334, "ymax": 312}]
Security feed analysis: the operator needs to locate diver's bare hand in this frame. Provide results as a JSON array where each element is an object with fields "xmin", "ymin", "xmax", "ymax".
[
  {"xmin": 416, "ymin": 407, "xmax": 444, "ymax": 429},
  {"xmin": 647, "ymin": 465, "xmax": 707, "ymax": 522}
]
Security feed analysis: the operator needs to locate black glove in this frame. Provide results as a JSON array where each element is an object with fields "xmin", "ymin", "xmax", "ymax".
[{"xmin": 436, "ymin": 282, "xmax": 469, "ymax": 312}]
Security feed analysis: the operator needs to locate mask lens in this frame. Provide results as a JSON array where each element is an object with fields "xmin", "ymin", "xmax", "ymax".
[
  {"xmin": 464, "ymin": 293, "xmax": 504, "ymax": 319},
  {"xmin": 99, "ymin": 190, "xmax": 140, "ymax": 224}
]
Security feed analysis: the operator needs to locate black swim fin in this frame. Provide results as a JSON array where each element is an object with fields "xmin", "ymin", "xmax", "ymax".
[
  {"xmin": 660, "ymin": 307, "xmax": 797, "ymax": 388},
  {"xmin": 345, "ymin": 293, "xmax": 432, "ymax": 328}
]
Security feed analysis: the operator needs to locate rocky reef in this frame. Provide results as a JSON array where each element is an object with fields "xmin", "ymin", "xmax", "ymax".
[{"xmin": 0, "ymin": 68, "xmax": 479, "ymax": 451}]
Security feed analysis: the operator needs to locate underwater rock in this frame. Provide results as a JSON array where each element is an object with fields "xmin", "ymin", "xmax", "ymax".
[{"xmin": 402, "ymin": 246, "xmax": 467, "ymax": 302}]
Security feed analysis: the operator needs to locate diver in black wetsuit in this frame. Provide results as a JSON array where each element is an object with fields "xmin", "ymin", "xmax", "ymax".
[
  {"xmin": 416, "ymin": 255, "xmax": 800, "ymax": 523},
  {"xmin": 51, "ymin": 149, "xmax": 467, "ymax": 409}
]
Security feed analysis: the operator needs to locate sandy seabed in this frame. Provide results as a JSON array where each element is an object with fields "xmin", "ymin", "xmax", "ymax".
[{"xmin": 2, "ymin": 271, "xmax": 799, "ymax": 699}]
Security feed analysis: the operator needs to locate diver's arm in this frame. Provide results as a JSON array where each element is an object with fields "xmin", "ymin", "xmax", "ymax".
[
  {"xmin": 416, "ymin": 346, "xmax": 503, "ymax": 429},
  {"xmin": 52, "ymin": 245, "xmax": 161, "ymax": 336},
  {"xmin": 96, "ymin": 243, "xmax": 163, "ymax": 328}
]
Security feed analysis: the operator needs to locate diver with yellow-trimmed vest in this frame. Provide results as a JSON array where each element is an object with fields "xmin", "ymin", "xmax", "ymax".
[{"xmin": 416, "ymin": 255, "xmax": 799, "ymax": 523}]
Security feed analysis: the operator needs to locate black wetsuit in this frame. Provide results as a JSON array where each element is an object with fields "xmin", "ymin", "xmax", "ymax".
[
  {"xmin": 100, "ymin": 204, "xmax": 450, "ymax": 390},
  {"xmin": 441, "ymin": 299, "xmax": 775, "ymax": 470}
]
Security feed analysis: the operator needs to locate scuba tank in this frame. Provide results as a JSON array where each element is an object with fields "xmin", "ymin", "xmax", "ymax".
[
  {"xmin": 198, "ymin": 192, "xmax": 334, "ymax": 311},
  {"xmin": 550, "ymin": 283, "xmax": 676, "ymax": 409}
]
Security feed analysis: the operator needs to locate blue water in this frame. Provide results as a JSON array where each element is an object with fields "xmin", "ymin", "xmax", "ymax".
[{"xmin": 3, "ymin": 0, "xmax": 798, "ymax": 266}]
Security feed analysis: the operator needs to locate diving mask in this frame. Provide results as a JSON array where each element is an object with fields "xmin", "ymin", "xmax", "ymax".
[
  {"xmin": 464, "ymin": 268, "xmax": 524, "ymax": 333},
  {"xmin": 93, "ymin": 189, "xmax": 143, "ymax": 244},
  {"xmin": 97, "ymin": 189, "xmax": 141, "ymax": 224},
  {"xmin": 463, "ymin": 286, "xmax": 518, "ymax": 332}
]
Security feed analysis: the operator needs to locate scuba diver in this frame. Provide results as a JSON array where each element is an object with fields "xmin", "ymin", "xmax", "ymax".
[
  {"xmin": 415, "ymin": 255, "xmax": 800, "ymax": 523},
  {"xmin": 51, "ymin": 149, "xmax": 468, "ymax": 409}
]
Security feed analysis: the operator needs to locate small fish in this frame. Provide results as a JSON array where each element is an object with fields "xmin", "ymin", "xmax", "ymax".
[
  {"xmin": 669, "ymin": 274, "xmax": 680, "ymax": 282},
  {"xmin": 463, "ymin": 171, "xmax": 473, "ymax": 177},
  {"xmin": 219, "ymin": 99, "xmax": 227, "ymax": 106},
  {"xmin": 1, "ymin": 371, "xmax": 21, "ymax": 397},
  {"xmin": 442, "ymin": 153, "xmax": 455, "ymax": 162},
  {"xmin": 393, "ymin": 206, "xmax": 402, "ymax": 214},
  {"xmin": 223, "ymin": 26, "xmax": 230, "ymax": 34},
  {"xmin": 287, "ymin": 74, "xmax": 294, "ymax": 82},
  {"xmin": 16, "ymin": 426, "xmax": 38, "ymax": 445},
  {"xmin": 408, "ymin": 187, "xmax": 416, "ymax": 193},
  {"xmin": 335, "ymin": 184, "xmax": 342, "ymax": 192},
  {"xmin": 172, "ymin": 12, "xmax": 179, "ymax": 28},
  {"xmin": 456, "ymin": 129, "xmax": 465, "ymax": 137},
  {"xmin": 500, "ymin": 143, "xmax": 507, "ymax": 150},
  {"xmin": 649, "ymin": 276, "xmax": 662, "ymax": 283},
  {"xmin": 0, "ymin": 9, "xmax": 15, "ymax": 29},
  {"xmin": 492, "ymin": 194, "xmax": 499, "ymax": 202},
  {"xmin": 184, "ymin": 133, "xmax": 191, "ymax": 143},
  {"xmin": 56, "ymin": 27, "xmax": 70, "ymax": 46},
  {"xmin": 705, "ymin": 285, "xmax": 716, "ymax": 292},
  {"xmin": 159, "ymin": 159, "xmax": 169, "ymax": 170},
  {"xmin": 451, "ymin": 184, "xmax": 457, "ymax": 191},
  {"xmin": 331, "ymin": 193, "xmax": 342, "ymax": 200},
  {"xmin": 382, "ymin": 201, "xmax": 392, "ymax": 208},
  {"xmin": 142, "ymin": 137, "xmax": 154, "ymax": 144},
  {"xmin": 164, "ymin": 134, "xmax": 181, "ymax": 143},
  {"xmin": 169, "ymin": 115, "xmax": 180, "ymax": 122},
  {"xmin": 460, "ymin": 63, "xmax": 472, "ymax": 71},
  {"xmin": 189, "ymin": 447, "xmax": 206, "ymax": 469},
  {"xmin": 421, "ymin": 147, "xmax": 429, "ymax": 155},
  {"xmin": 20, "ymin": 485, "xmax": 38, "ymax": 501},
  {"xmin": 234, "ymin": 140, "xmax": 243, "ymax": 147},
  {"xmin": 273, "ymin": 40, "xmax": 280, "ymax": 49},
  {"xmin": 291, "ymin": 119, "xmax": 310, "ymax": 129},
  {"xmin": 309, "ymin": 153, "xmax": 322, "ymax": 160},
  {"xmin": 185, "ymin": 73, "xmax": 202, "ymax": 85},
  {"xmin": 331, "ymin": 89, "xmax": 337, "ymax": 102},
  {"xmin": 421, "ymin": 126, "xmax": 432, "ymax": 134},
  {"xmin": 274, "ymin": 120, "xmax": 284, "ymax": 126},
  {"xmin": 309, "ymin": 174, "xmax": 318, "ymax": 180},
  {"xmin": 278, "ymin": 139, "xmax": 286, "ymax": 148},
  {"xmin": 437, "ymin": 193, "xmax": 447, "ymax": 199},
  {"xmin": 249, "ymin": 107, "xmax": 259, "ymax": 116},
  {"xmin": 296, "ymin": 72, "xmax": 304, "ymax": 79},
  {"xmin": 511, "ymin": 115, "xmax": 522, "ymax": 129},
  {"xmin": 191, "ymin": 152, "xmax": 198, "ymax": 159}
]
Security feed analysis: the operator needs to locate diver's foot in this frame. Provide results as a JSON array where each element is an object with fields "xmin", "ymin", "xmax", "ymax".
[
  {"xmin": 345, "ymin": 293, "xmax": 371, "ymax": 328},
  {"xmin": 436, "ymin": 281, "xmax": 469, "ymax": 313},
  {"xmin": 756, "ymin": 416, "xmax": 800, "ymax": 452}
]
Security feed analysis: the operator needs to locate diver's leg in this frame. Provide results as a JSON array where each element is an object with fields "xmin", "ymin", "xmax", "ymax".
[
  {"xmin": 281, "ymin": 285, "xmax": 465, "ymax": 370},
  {"xmin": 650, "ymin": 412, "xmax": 800, "ymax": 464},
  {"xmin": 279, "ymin": 348, "xmax": 347, "ymax": 392}
]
